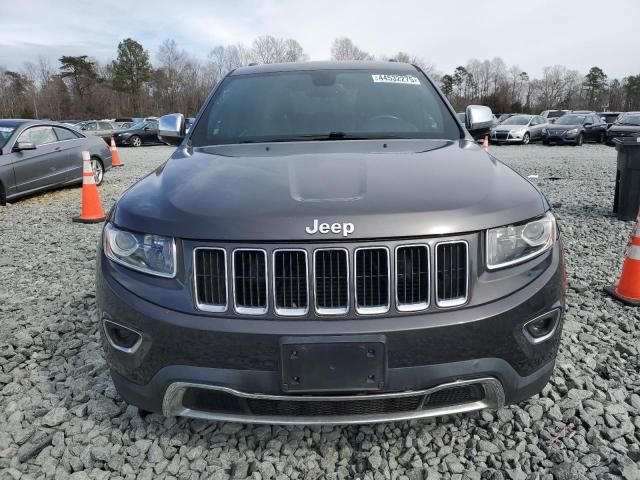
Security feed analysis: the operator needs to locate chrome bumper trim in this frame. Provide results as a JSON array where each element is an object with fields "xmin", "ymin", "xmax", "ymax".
[{"xmin": 162, "ymin": 377, "xmax": 505, "ymax": 425}]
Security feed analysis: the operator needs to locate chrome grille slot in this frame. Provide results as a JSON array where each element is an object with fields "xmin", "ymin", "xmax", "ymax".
[
  {"xmin": 194, "ymin": 248, "xmax": 227, "ymax": 312},
  {"xmin": 273, "ymin": 250, "xmax": 308, "ymax": 315},
  {"xmin": 396, "ymin": 245, "xmax": 429, "ymax": 311},
  {"xmin": 436, "ymin": 241, "xmax": 469, "ymax": 307},
  {"xmin": 314, "ymin": 249, "xmax": 349, "ymax": 314},
  {"xmin": 355, "ymin": 247, "xmax": 390, "ymax": 314},
  {"xmin": 233, "ymin": 249, "xmax": 268, "ymax": 314}
]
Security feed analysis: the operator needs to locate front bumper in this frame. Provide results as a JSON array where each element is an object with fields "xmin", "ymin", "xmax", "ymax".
[
  {"xmin": 114, "ymin": 136, "xmax": 133, "ymax": 146},
  {"xmin": 490, "ymin": 132, "xmax": 525, "ymax": 143},
  {"xmin": 543, "ymin": 133, "xmax": 577, "ymax": 144},
  {"xmin": 96, "ymin": 243, "xmax": 564, "ymax": 423}
]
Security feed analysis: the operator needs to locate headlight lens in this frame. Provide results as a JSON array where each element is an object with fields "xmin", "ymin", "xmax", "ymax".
[
  {"xmin": 542, "ymin": 128, "xmax": 547, "ymax": 134},
  {"xmin": 486, "ymin": 212, "xmax": 557, "ymax": 269},
  {"xmin": 566, "ymin": 128, "xmax": 578, "ymax": 135},
  {"xmin": 103, "ymin": 223, "xmax": 176, "ymax": 277}
]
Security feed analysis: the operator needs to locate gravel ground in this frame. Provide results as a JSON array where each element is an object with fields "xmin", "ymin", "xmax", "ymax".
[{"xmin": 1, "ymin": 143, "xmax": 639, "ymax": 480}]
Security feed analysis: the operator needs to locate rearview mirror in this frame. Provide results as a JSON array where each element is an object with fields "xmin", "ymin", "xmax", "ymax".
[
  {"xmin": 13, "ymin": 141, "xmax": 36, "ymax": 152},
  {"xmin": 465, "ymin": 105, "xmax": 493, "ymax": 133},
  {"xmin": 158, "ymin": 114, "xmax": 185, "ymax": 146}
]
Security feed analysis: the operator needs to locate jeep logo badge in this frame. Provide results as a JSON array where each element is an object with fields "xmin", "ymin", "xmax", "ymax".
[{"xmin": 305, "ymin": 219, "xmax": 355, "ymax": 237}]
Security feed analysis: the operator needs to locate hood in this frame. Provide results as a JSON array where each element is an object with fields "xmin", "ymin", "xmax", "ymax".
[
  {"xmin": 547, "ymin": 123, "xmax": 580, "ymax": 130},
  {"xmin": 609, "ymin": 125, "xmax": 640, "ymax": 133},
  {"xmin": 493, "ymin": 124, "xmax": 528, "ymax": 132},
  {"xmin": 113, "ymin": 139, "xmax": 545, "ymax": 241}
]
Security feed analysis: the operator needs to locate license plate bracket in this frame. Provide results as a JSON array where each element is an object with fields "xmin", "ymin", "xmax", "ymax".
[{"xmin": 280, "ymin": 335, "xmax": 386, "ymax": 393}]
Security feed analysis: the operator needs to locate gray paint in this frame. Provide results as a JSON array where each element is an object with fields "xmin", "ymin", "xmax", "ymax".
[
  {"xmin": 113, "ymin": 138, "xmax": 545, "ymax": 240},
  {"xmin": 0, "ymin": 120, "xmax": 112, "ymax": 202}
]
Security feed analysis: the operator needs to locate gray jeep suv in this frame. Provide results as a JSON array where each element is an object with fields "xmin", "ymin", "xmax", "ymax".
[{"xmin": 96, "ymin": 61, "xmax": 565, "ymax": 424}]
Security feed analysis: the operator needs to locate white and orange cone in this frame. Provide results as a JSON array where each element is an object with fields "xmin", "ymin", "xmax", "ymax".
[
  {"xmin": 482, "ymin": 135, "xmax": 489, "ymax": 152},
  {"xmin": 72, "ymin": 151, "xmax": 106, "ymax": 224},
  {"xmin": 110, "ymin": 136, "xmax": 123, "ymax": 168},
  {"xmin": 605, "ymin": 211, "xmax": 640, "ymax": 306}
]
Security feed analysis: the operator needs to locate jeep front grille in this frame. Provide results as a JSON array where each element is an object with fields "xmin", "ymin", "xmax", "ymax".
[
  {"xmin": 194, "ymin": 248, "xmax": 227, "ymax": 312},
  {"xmin": 314, "ymin": 249, "xmax": 349, "ymax": 314},
  {"xmin": 355, "ymin": 247, "xmax": 390, "ymax": 313},
  {"xmin": 396, "ymin": 245, "xmax": 429, "ymax": 311},
  {"xmin": 273, "ymin": 250, "xmax": 308, "ymax": 315},
  {"xmin": 233, "ymin": 249, "xmax": 268, "ymax": 314},
  {"xmin": 193, "ymin": 239, "xmax": 471, "ymax": 316},
  {"xmin": 436, "ymin": 241, "xmax": 469, "ymax": 307}
]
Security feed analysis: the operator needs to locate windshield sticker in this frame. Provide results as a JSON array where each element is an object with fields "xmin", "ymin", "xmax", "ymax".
[{"xmin": 371, "ymin": 74, "xmax": 420, "ymax": 85}]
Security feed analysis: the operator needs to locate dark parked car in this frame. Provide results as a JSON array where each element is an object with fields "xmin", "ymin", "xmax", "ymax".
[
  {"xmin": 606, "ymin": 112, "xmax": 640, "ymax": 145},
  {"xmin": 0, "ymin": 120, "xmax": 112, "ymax": 205},
  {"xmin": 542, "ymin": 113, "xmax": 608, "ymax": 145},
  {"xmin": 97, "ymin": 61, "xmax": 564, "ymax": 424},
  {"xmin": 489, "ymin": 114, "xmax": 547, "ymax": 144},
  {"xmin": 112, "ymin": 120, "xmax": 160, "ymax": 147},
  {"xmin": 598, "ymin": 112, "xmax": 622, "ymax": 127}
]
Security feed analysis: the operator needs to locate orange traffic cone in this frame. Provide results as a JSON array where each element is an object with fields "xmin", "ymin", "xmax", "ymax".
[
  {"xmin": 72, "ymin": 151, "xmax": 106, "ymax": 224},
  {"xmin": 482, "ymin": 135, "xmax": 489, "ymax": 152},
  {"xmin": 110, "ymin": 137, "xmax": 123, "ymax": 167},
  {"xmin": 605, "ymin": 211, "xmax": 640, "ymax": 305}
]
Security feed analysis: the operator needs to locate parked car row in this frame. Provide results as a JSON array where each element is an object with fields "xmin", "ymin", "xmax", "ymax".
[
  {"xmin": 485, "ymin": 109, "xmax": 638, "ymax": 146},
  {"xmin": 70, "ymin": 118, "xmax": 162, "ymax": 147}
]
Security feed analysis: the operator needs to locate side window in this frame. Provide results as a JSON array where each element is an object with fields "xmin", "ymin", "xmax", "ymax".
[
  {"xmin": 86, "ymin": 122, "xmax": 97, "ymax": 131},
  {"xmin": 530, "ymin": 117, "xmax": 538, "ymax": 125},
  {"xmin": 536, "ymin": 116, "xmax": 544, "ymax": 124},
  {"xmin": 18, "ymin": 126, "xmax": 57, "ymax": 146},
  {"xmin": 99, "ymin": 122, "xmax": 113, "ymax": 130},
  {"xmin": 54, "ymin": 127, "xmax": 80, "ymax": 141}
]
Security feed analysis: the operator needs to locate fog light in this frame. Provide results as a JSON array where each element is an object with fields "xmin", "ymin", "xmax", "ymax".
[
  {"xmin": 103, "ymin": 319, "xmax": 142, "ymax": 353},
  {"xmin": 523, "ymin": 309, "xmax": 560, "ymax": 344}
]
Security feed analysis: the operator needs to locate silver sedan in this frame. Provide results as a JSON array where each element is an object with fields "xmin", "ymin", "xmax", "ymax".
[{"xmin": 490, "ymin": 115, "xmax": 547, "ymax": 145}]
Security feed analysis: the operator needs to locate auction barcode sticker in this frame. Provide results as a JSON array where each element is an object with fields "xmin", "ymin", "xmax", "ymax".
[{"xmin": 371, "ymin": 74, "xmax": 420, "ymax": 85}]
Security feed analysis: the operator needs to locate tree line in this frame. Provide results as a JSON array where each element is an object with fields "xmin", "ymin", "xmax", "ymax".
[{"xmin": 1, "ymin": 36, "xmax": 639, "ymax": 121}]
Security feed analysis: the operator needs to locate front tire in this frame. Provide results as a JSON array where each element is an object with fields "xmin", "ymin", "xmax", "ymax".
[
  {"xmin": 574, "ymin": 134, "xmax": 583, "ymax": 146},
  {"xmin": 91, "ymin": 158, "xmax": 104, "ymax": 186},
  {"xmin": 130, "ymin": 135, "xmax": 142, "ymax": 147},
  {"xmin": 522, "ymin": 133, "xmax": 530, "ymax": 145},
  {"xmin": 599, "ymin": 132, "xmax": 606, "ymax": 143}
]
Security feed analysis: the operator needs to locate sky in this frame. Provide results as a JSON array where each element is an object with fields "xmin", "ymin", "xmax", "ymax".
[{"xmin": 1, "ymin": 0, "xmax": 639, "ymax": 79}]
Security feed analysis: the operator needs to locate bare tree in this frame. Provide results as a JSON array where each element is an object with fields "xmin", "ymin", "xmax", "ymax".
[{"xmin": 330, "ymin": 38, "xmax": 373, "ymax": 61}]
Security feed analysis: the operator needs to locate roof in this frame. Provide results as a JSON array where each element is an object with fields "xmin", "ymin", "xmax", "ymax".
[{"xmin": 232, "ymin": 60, "xmax": 419, "ymax": 76}]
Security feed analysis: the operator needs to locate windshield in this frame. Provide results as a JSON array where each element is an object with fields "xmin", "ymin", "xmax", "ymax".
[
  {"xmin": 616, "ymin": 114, "xmax": 640, "ymax": 126},
  {"xmin": 548, "ymin": 111, "xmax": 565, "ymax": 119},
  {"xmin": 502, "ymin": 116, "xmax": 530, "ymax": 126},
  {"xmin": 555, "ymin": 115, "xmax": 585, "ymax": 125},
  {"xmin": 190, "ymin": 69, "xmax": 460, "ymax": 146},
  {"xmin": 0, "ymin": 126, "xmax": 16, "ymax": 149}
]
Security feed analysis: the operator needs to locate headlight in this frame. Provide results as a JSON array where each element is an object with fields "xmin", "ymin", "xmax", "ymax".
[
  {"xmin": 103, "ymin": 223, "xmax": 176, "ymax": 277},
  {"xmin": 542, "ymin": 128, "xmax": 547, "ymax": 134},
  {"xmin": 486, "ymin": 212, "xmax": 556, "ymax": 269},
  {"xmin": 565, "ymin": 128, "xmax": 578, "ymax": 135},
  {"xmin": 510, "ymin": 129, "xmax": 524, "ymax": 137}
]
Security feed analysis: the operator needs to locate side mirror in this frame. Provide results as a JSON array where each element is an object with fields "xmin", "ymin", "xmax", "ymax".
[
  {"xmin": 13, "ymin": 141, "xmax": 36, "ymax": 152},
  {"xmin": 465, "ymin": 105, "xmax": 493, "ymax": 133},
  {"xmin": 143, "ymin": 126, "xmax": 150, "ymax": 131},
  {"xmin": 584, "ymin": 122, "xmax": 592, "ymax": 127},
  {"xmin": 158, "ymin": 114, "xmax": 185, "ymax": 146}
]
